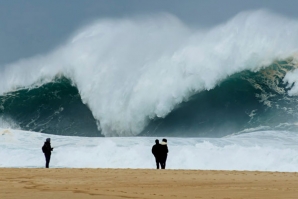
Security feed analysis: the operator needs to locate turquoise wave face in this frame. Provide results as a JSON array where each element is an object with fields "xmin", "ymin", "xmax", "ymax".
[
  {"xmin": 141, "ymin": 60, "xmax": 298, "ymax": 137},
  {"xmin": 0, "ymin": 77, "xmax": 101, "ymax": 137},
  {"xmin": 0, "ymin": 60, "xmax": 298, "ymax": 137}
]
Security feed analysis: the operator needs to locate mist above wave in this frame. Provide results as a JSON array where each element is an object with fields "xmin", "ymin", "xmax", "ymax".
[{"xmin": 1, "ymin": 10, "xmax": 298, "ymax": 136}]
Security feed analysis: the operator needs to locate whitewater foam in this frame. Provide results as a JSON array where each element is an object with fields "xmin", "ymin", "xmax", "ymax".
[
  {"xmin": 1, "ymin": 10, "xmax": 298, "ymax": 136},
  {"xmin": 1, "ymin": 128, "xmax": 298, "ymax": 171}
]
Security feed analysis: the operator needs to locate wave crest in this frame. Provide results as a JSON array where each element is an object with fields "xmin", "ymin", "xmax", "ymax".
[{"xmin": 1, "ymin": 10, "xmax": 298, "ymax": 136}]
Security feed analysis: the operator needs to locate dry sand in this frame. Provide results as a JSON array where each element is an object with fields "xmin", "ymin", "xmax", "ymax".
[{"xmin": 1, "ymin": 168, "xmax": 298, "ymax": 199}]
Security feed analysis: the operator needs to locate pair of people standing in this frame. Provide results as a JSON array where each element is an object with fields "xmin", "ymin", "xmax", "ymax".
[{"xmin": 152, "ymin": 138, "xmax": 168, "ymax": 169}]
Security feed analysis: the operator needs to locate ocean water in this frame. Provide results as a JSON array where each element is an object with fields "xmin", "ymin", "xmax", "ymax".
[
  {"xmin": 1, "ymin": 128, "xmax": 298, "ymax": 171},
  {"xmin": 1, "ymin": 10, "xmax": 298, "ymax": 171}
]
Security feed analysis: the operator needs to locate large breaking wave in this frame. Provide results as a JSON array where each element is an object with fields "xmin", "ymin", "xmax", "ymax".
[{"xmin": 2, "ymin": 10, "xmax": 298, "ymax": 137}]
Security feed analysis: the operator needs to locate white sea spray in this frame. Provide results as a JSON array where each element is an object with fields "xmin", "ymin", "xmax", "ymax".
[{"xmin": 1, "ymin": 10, "xmax": 298, "ymax": 136}]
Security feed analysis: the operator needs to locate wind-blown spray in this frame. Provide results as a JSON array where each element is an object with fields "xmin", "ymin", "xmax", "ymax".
[{"xmin": 1, "ymin": 10, "xmax": 298, "ymax": 136}]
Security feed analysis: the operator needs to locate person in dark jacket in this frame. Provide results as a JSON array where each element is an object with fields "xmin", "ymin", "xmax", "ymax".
[
  {"xmin": 160, "ymin": 138, "xmax": 168, "ymax": 169},
  {"xmin": 42, "ymin": 138, "xmax": 53, "ymax": 168},
  {"xmin": 152, "ymin": 139, "xmax": 161, "ymax": 169}
]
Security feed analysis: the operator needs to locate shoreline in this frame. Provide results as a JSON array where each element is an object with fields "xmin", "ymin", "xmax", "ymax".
[{"xmin": 1, "ymin": 168, "xmax": 298, "ymax": 199}]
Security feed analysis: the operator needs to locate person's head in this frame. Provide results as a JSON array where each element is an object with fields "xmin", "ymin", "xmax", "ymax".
[
  {"xmin": 162, "ymin": 138, "xmax": 167, "ymax": 143},
  {"xmin": 155, "ymin": 139, "xmax": 159, "ymax": 144},
  {"xmin": 46, "ymin": 138, "xmax": 51, "ymax": 143}
]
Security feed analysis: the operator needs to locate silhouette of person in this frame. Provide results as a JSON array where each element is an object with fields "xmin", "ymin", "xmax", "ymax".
[
  {"xmin": 152, "ymin": 139, "xmax": 161, "ymax": 169},
  {"xmin": 160, "ymin": 138, "xmax": 168, "ymax": 169},
  {"xmin": 42, "ymin": 138, "xmax": 53, "ymax": 168}
]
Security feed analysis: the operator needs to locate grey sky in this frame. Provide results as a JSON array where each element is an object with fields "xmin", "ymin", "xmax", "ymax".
[{"xmin": 1, "ymin": 0, "xmax": 298, "ymax": 65}]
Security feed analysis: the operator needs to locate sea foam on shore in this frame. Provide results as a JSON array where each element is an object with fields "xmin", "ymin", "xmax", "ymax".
[{"xmin": 1, "ymin": 128, "xmax": 298, "ymax": 171}]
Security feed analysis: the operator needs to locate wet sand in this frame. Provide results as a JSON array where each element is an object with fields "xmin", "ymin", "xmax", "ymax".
[{"xmin": 1, "ymin": 168, "xmax": 298, "ymax": 199}]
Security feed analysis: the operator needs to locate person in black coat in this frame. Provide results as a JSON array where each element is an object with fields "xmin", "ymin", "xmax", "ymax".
[
  {"xmin": 160, "ymin": 138, "xmax": 169, "ymax": 169},
  {"xmin": 152, "ymin": 139, "xmax": 161, "ymax": 169},
  {"xmin": 42, "ymin": 138, "xmax": 53, "ymax": 168}
]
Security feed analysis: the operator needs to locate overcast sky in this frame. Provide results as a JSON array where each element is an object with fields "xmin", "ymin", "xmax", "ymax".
[{"xmin": 1, "ymin": 0, "xmax": 298, "ymax": 65}]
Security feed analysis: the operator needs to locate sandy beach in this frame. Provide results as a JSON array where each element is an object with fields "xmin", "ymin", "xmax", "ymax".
[{"xmin": 1, "ymin": 168, "xmax": 298, "ymax": 199}]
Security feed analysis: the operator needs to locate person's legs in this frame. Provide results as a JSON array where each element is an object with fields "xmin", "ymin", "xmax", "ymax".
[
  {"xmin": 158, "ymin": 160, "xmax": 162, "ymax": 169},
  {"xmin": 160, "ymin": 159, "xmax": 165, "ymax": 169},
  {"xmin": 160, "ymin": 155, "xmax": 167, "ymax": 169},
  {"xmin": 155, "ymin": 157, "xmax": 160, "ymax": 169},
  {"xmin": 45, "ymin": 154, "xmax": 51, "ymax": 168},
  {"xmin": 163, "ymin": 155, "xmax": 167, "ymax": 169}
]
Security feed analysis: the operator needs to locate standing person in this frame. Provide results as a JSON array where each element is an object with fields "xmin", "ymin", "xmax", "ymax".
[
  {"xmin": 42, "ymin": 138, "xmax": 53, "ymax": 168},
  {"xmin": 152, "ymin": 139, "xmax": 161, "ymax": 169},
  {"xmin": 160, "ymin": 138, "xmax": 168, "ymax": 169}
]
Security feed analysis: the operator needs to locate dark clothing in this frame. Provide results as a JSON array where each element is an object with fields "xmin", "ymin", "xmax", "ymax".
[
  {"xmin": 42, "ymin": 142, "xmax": 53, "ymax": 168},
  {"xmin": 160, "ymin": 155, "xmax": 167, "ymax": 169},
  {"xmin": 44, "ymin": 153, "xmax": 51, "ymax": 168},
  {"xmin": 152, "ymin": 143, "xmax": 161, "ymax": 157},
  {"xmin": 152, "ymin": 143, "xmax": 161, "ymax": 169},
  {"xmin": 160, "ymin": 143, "xmax": 168, "ymax": 169},
  {"xmin": 42, "ymin": 142, "xmax": 53, "ymax": 154},
  {"xmin": 154, "ymin": 157, "xmax": 161, "ymax": 169}
]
